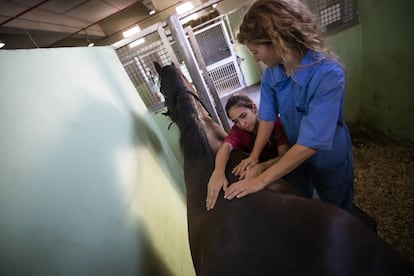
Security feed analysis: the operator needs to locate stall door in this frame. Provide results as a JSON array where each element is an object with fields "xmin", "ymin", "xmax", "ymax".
[{"xmin": 193, "ymin": 21, "xmax": 245, "ymax": 97}]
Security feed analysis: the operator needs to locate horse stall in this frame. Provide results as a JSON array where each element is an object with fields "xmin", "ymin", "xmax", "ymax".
[
  {"xmin": 2, "ymin": 1, "xmax": 413, "ymax": 275},
  {"xmin": 112, "ymin": 9, "xmax": 414, "ymax": 274}
]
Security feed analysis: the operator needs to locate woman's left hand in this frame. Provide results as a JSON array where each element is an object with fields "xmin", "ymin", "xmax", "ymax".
[
  {"xmin": 232, "ymin": 156, "xmax": 258, "ymax": 176},
  {"xmin": 238, "ymin": 163, "xmax": 263, "ymax": 180},
  {"xmin": 224, "ymin": 176, "xmax": 267, "ymax": 199}
]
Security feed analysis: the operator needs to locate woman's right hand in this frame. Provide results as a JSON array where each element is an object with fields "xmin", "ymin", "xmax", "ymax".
[
  {"xmin": 232, "ymin": 156, "xmax": 258, "ymax": 176},
  {"xmin": 239, "ymin": 163, "xmax": 263, "ymax": 180},
  {"xmin": 206, "ymin": 171, "xmax": 228, "ymax": 211}
]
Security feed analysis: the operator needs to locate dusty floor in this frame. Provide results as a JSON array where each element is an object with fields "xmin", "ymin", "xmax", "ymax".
[{"xmin": 350, "ymin": 125, "xmax": 414, "ymax": 266}]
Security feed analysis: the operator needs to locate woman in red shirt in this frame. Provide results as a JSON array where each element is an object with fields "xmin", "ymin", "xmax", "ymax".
[{"xmin": 206, "ymin": 93, "xmax": 289, "ymax": 210}]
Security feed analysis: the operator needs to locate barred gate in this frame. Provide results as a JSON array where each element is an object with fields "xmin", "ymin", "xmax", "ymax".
[
  {"xmin": 192, "ymin": 20, "xmax": 245, "ymax": 97},
  {"xmin": 115, "ymin": 24, "xmax": 178, "ymax": 112},
  {"xmin": 115, "ymin": 15, "xmax": 245, "ymax": 113}
]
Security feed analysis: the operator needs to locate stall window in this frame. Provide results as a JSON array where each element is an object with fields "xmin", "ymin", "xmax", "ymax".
[{"xmin": 304, "ymin": 0, "xmax": 358, "ymax": 34}]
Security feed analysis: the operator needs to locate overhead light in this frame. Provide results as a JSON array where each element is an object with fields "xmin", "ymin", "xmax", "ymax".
[
  {"xmin": 142, "ymin": 0, "xmax": 158, "ymax": 13},
  {"xmin": 176, "ymin": 1, "xmax": 199, "ymax": 24},
  {"xmin": 212, "ymin": 3, "xmax": 218, "ymax": 8},
  {"xmin": 86, "ymin": 36, "xmax": 94, "ymax": 47},
  {"xmin": 122, "ymin": 25, "xmax": 141, "ymax": 38},
  {"xmin": 0, "ymin": 41, "xmax": 5, "ymax": 48},
  {"xmin": 176, "ymin": 1, "xmax": 193, "ymax": 14},
  {"xmin": 176, "ymin": 1, "xmax": 194, "ymax": 15},
  {"xmin": 128, "ymin": 38, "xmax": 145, "ymax": 48}
]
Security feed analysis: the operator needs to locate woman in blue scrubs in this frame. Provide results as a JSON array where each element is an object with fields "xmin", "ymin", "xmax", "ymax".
[{"xmin": 224, "ymin": 0, "xmax": 354, "ymax": 211}]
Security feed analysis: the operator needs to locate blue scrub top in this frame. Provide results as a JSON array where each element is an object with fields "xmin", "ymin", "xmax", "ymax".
[{"xmin": 259, "ymin": 50, "xmax": 352, "ymax": 171}]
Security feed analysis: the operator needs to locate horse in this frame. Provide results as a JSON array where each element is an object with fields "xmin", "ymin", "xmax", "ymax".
[{"xmin": 153, "ymin": 62, "xmax": 413, "ymax": 276}]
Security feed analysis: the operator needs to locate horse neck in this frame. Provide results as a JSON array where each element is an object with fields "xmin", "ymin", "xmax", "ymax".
[
  {"xmin": 174, "ymin": 91, "xmax": 226, "ymax": 161},
  {"xmin": 172, "ymin": 91, "xmax": 226, "ymax": 203}
]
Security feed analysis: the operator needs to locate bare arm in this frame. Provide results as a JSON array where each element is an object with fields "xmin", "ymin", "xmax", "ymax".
[
  {"xmin": 241, "ymin": 142, "xmax": 290, "ymax": 179},
  {"xmin": 232, "ymin": 120, "xmax": 274, "ymax": 175},
  {"xmin": 206, "ymin": 142, "xmax": 233, "ymax": 210},
  {"xmin": 259, "ymin": 143, "xmax": 290, "ymax": 171},
  {"xmin": 260, "ymin": 144, "xmax": 315, "ymax": 184},
  {"xmin": 277, "ymin": 143, "xmax": 289, "ymax": 156},
  {"xmin": 224, "ymin": 144, "xmax": 316, "ymax": 199}
]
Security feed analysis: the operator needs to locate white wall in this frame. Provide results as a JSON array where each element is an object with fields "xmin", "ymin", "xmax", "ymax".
[{"xmin": 0, "ymin": 47, "xmax": 194, "ymax": 276}]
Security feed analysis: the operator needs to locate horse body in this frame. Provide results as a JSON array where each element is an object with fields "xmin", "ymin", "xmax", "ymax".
[{"xmin": 154, "ymin": 62, "xmax": 413, "ymax": 275}]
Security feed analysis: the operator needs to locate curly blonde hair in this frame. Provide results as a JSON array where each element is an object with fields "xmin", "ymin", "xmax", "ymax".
[{"xmin": 237, "ymin": 0, "xmax": 337, "ymax": 76}]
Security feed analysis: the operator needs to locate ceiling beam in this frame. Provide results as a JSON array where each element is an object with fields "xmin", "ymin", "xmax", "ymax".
[
  {"xmin": 48, "ymin": 1, "xmax": 146, "ymax": 47},
  {"xmin": 0, "ymin": 0, "xmax": 50, "ymax": 27}
]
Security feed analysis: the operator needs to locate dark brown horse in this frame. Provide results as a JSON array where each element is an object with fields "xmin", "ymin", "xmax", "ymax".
[{"xmin": 154, "ymin": 62, "xmax": 413, "ymax": 276}]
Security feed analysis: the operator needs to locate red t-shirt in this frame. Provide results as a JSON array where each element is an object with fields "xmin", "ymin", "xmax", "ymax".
[{"xmin": 224, "ymin": 118, "xmax": 289, "ymax": 162}]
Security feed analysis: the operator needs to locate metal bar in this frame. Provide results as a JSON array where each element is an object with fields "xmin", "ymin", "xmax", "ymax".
[
  {"xmin": 98, "ymin": 0, "xmax": 222, "ymax": 47},
  {"xmin": 166, "ymin": 14, "xmax": 221, "ymax": 127},
  {"xmin": 23, "ymin": 28, "xmax": 39, "ymax": 48},
  {"xmin": 178, "ymin": 0, "xmax": 222, "ymax": 21},
  {"xmin": 157, "ymin": 24, "xmax": 179, "ymax": 66},
  {"xmin": 185, "ymin": 26, "xmax": 230, "ymax": 131},
  {"xmin": 112, "ymin": 22, "xmax": 160, "ymax": 49},
  {"xmin": 95, "ymin": 1, "xmax": 179, "ymax": 46}
]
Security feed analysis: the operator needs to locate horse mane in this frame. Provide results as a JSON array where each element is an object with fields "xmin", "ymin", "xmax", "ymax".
[{"xmin": 155, "ymin": 63, "xmax": 226, "ymax": 162}]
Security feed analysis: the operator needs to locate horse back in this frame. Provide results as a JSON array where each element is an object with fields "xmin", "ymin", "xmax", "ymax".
[
  {"xmin": 187, "ymin": 152, "xmax": 413, "ymax": 275},
  {"xmin": 198, "ymin": 190, "xmax": 413, "ymax": 275}
]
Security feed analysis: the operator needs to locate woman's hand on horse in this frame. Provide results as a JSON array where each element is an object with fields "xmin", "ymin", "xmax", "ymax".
[
  {"xmin": 239, "ymin": 163, "xmax": 263, "ymax": 180},
  {"xmin": 232, "ymin": 156, "xmax": 258, "ymax": 176},
  {"xmin": 224, "ymin": 177, "xmax": 267, "ymax": 200},
  {"xmin": 206, "ymin": 171, "xmax": 228, "ymax": 211}
]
